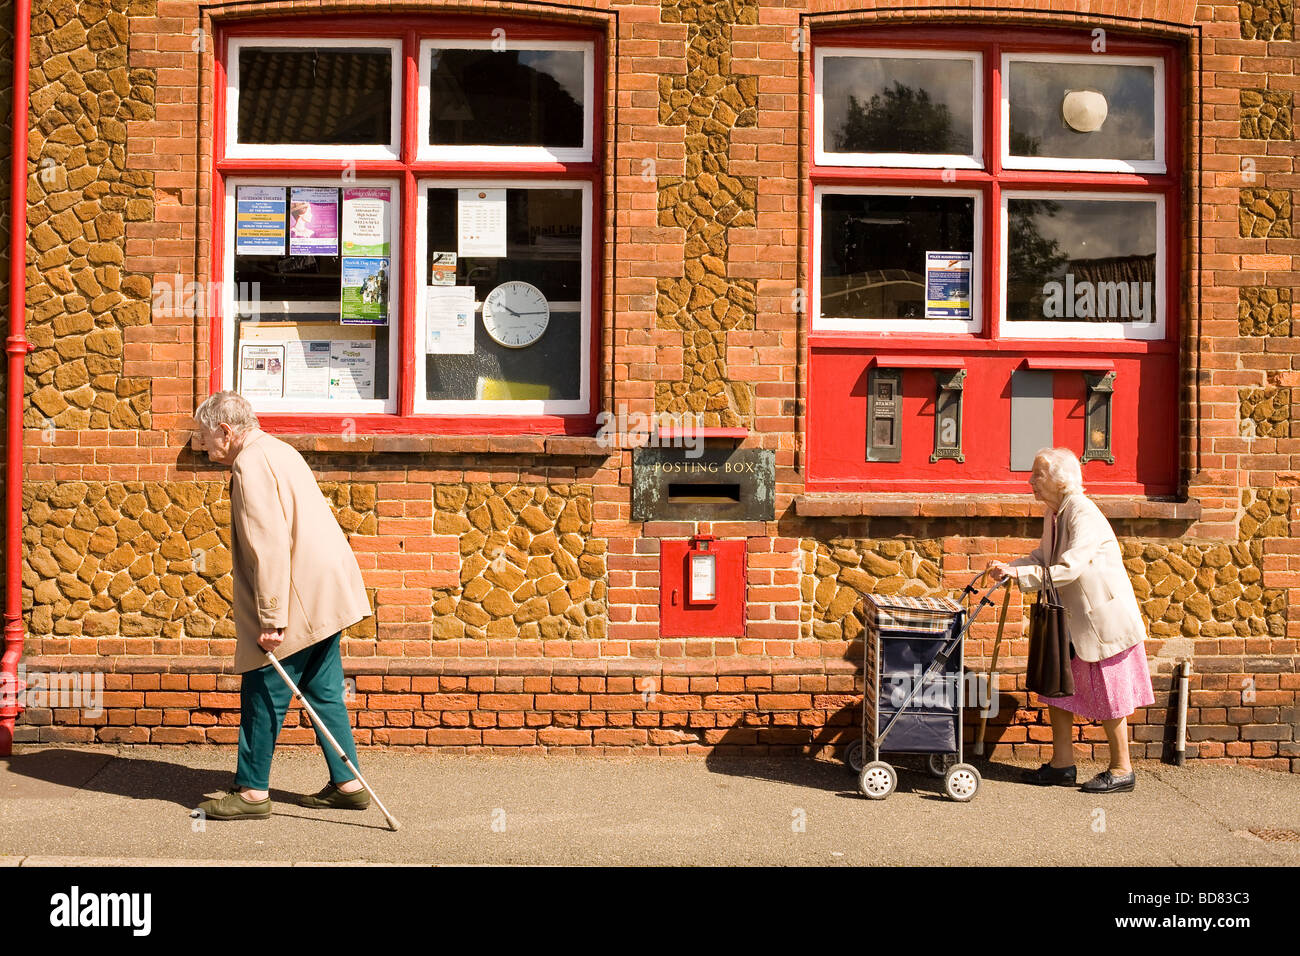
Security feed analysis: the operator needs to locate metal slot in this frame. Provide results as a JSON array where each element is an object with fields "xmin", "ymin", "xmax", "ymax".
[{"xmin": 666, "ymin": 483, "xmax": 742, "ymax": 504}]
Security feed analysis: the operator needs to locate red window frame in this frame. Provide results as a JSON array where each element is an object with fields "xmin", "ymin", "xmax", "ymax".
[
  {"xmin": 210, "ymin": 15, "xmax": 605, "ymax": 435},
  {"xmin": 805, "ymin": 25, "xmax": 1183, "ymax": 495}
]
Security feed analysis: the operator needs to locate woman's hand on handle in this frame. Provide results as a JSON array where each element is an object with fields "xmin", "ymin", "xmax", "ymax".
[{"xmin": 987, "ymin": 561, "xmax": 1011, "ymax": 584}]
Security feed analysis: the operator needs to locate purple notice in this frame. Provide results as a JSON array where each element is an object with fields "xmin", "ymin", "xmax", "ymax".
[{"xmin": 288, "ymin": 187, "xmax": 339, "ymax": 256}]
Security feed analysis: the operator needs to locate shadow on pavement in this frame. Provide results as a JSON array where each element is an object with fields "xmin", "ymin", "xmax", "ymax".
[
  {"xmin": 701, "ymin": 725, "xmax": 1040, "ymax": 802},
  {"xmin": 5, "ymin": 747, "xmax": 265, "ymax": 811}
]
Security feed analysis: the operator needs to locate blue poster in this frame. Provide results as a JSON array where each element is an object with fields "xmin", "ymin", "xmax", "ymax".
[
  {"xmin": 235, "ymin": 185, "xmax": 286, "ymax": 256},
  {"xmin": 925, "ymin": 251, "xmax": 972, "ymax": 319}
]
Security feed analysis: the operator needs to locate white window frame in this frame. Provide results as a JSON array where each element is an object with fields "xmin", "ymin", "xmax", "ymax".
[
  {"xmin": 221, "ymin": 175, "xmax": 401, "ymax": 415},
  {"xmin": 413, "ymin": 178, "xmax": 592, "ymax": 416},
  {"xmin": 814, "ymin": 48, "xmax": 983, "ymax": 169},
  {"xmin": 812, "ymin": 185, "xmax": 984, "ymax": 334},
  {"xmin": 417, "ymin": 39, "xmax": 595, "ymax": 164},
  {"xmin": 225, "ymin": 37, "xmax": 403, "ymax": 161},
  {"xmin": 1000, "ymin": 53, "xmax": 1166, "ymax": 175},
  {"xmin": 998, "ymin": 190, "xmax": 1166, "ymax": 341}
]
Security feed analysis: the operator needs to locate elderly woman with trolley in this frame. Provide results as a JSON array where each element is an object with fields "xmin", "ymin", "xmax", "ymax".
[{"xmin": 989, "ymin": 447, "xmax": 1154, "ymax": 794}]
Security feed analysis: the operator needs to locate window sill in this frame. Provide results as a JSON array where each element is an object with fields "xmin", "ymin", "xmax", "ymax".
[
  {"xmin": 275, "ymin": 434, "xmax": 614, "ymax": 457},
  {"xmin": 794, "ymin": 493, "xmax": 1201, "ymax": 521}
]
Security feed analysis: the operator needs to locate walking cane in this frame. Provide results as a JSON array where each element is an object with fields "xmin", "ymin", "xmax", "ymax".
[
  {"xmin": 264, "ymin": 651, "xmax": 401, "ymax": 831},
  {"xmin": 974, "ymin": 584, "xmax": 1012, "ymax": 757}
]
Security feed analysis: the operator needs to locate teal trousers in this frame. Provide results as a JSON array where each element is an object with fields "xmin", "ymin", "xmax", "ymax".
[{"xmin": 235, "ymin": 632, "xmax": 359, "ymax": 791}]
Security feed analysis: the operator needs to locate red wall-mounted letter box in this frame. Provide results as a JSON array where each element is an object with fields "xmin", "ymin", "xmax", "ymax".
[{"xmin": 659, "ymin": 536, "xmax": 746, "ymax": 637}]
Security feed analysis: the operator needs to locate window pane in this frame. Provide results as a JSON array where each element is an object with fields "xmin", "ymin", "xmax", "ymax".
[
  {"xmin": 821, "ymin": 55, "xmax": 975, "ymax": 155},
  {"xmin": 424, "ymin": 187, "xmax": 583, "ymax": 401},
  {"xmin": 231, "ymin": 185, "xmax": 391, "ymax": 401},
  {"xmin": 428, "ymin": 49, "xmax": 584, "ymax": 148},
  {"xmin": 1005, "ymin": 197, "xmax": 1158, "ymax": 324},
  {"xmin": 1007, "ymin": 60, "xmax": 1157, "ymax": 162},
  {"xmin": 820, "ymin": 194, "xmax": 976, "ymax": 320},
  {"xmin": 237, "ymin": 48, "xmax": 393, "ymax": 146}
]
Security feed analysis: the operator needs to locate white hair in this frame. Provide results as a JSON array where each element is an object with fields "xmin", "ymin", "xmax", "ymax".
[
  {"xmin": 194, "ymin": 390, "xmax": 259, "ymax": 435},
  {"xmin": 1033, "ymin": 447, "xmax": 1084, "ymax": 498}
]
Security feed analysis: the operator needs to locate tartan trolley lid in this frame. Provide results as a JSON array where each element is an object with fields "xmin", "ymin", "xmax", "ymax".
[{"xmin": 863, "ymin": 593, "xmax": 963, "ymax": 634}]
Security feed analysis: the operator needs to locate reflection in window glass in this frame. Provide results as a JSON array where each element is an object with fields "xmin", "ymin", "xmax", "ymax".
[
  {"xmin": 1005, "ymin": 197, "xmax": 1158, "ymax": 323},
  {"xmin": 1007, "ymin": 60, "xmax": 1156, "ymax": 161},
  {"xmin": 428, "ymin": 49, "xmax": 584, "ymax": 148},
  {"xmin": 237, "ymin": 48, "xmax": 393, "ymax": 145},
  {"xmin": 820, "ymin": 194, "xmax": 975, "ymax": 320},
  {"xmin": 424, "ymin": 187, "xmax": 583, "ymax": 400},
  {"xmin": 821, "ymin": 55, "xmax": 975, "ymax": 155},
  {"xmin": 231, "ymin": 187, "xmax": 391, "ymax": 400}
]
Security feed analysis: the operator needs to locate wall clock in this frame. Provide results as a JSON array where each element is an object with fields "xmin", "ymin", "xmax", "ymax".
[{"xmin": 482, "ymin": 281, "xmax": 550, "ymax": 348}]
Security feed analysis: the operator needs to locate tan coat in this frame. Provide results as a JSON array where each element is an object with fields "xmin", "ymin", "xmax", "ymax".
[
  {"xmin": 228, "ymin": 430, "xmax": 372, "ymax": 674},
  {"xmin": 1007, "ymin": 491, "xmax": 1147, "ymax": 663}
]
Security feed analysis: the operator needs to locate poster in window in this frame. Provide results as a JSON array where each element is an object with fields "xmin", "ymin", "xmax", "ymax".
[
  {"xmin": 457, "ymin": 188, "xmax": 507, "ymax": 258},
  {"xmin": 238, "ymin": 344, "xmax": 285, "ymax": 398},
  {"xmin": 283, "ymin": 340, "xmax": 332, "ymax": 399},
  {"xmin": 425, "ymin": 286, "xmax": 476, "ymax": 355},
  {"xmin": 924, "ymin": 251, "xmax": 972, "ymax": 319},
  {"xmin": 342, "ymin": 187, "xmax": 392, "ymax": 257},
  {"xmin": 235, "ymin": 186, "xmax": 286, "ymax": 256},
  {"xmin": 340, "ymin": 257, "xmax": 390, "ymax": 326},
  {"xmin": 288, "ymin": 187, "xmax": 339, "ymax": 256},
  {"xmin": 430, "ymin": 251, "xmax": 458, "ymax": 286},
  {"xmin": 329, "ymin": 340, "xmax": 376, "ymax": 400}
]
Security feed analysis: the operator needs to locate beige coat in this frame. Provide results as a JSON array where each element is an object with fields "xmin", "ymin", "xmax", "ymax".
[
  {"xmin": 1008, "ymin": 491, "xmax": 1147, "ymax": 663},
  {"xmin": 228, "ymin": 430, "xmax": 372, "ymax": 674}
]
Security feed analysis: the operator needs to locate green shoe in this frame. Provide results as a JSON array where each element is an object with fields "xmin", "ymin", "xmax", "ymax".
[
  {"xmin": 300, "ymin": 781, "xmax": 370, "ymax": 810},
  {"xmin": 195, "ymin": 788, "xmax": 271, "ymax": 820}
]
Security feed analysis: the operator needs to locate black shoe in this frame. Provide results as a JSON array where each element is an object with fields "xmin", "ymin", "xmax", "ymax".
[
  {"xmin": 1081, "ymin": 769, "xmax": 1136, "ymax": 793},
  {"xmin": 1021, "ymin": 762, "xmax": 1077, "ymax": 786}
]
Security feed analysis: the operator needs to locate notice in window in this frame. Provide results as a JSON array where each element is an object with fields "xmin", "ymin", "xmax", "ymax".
[
  {"xmin": 239, "ymin": 344, "xmax": 285, "ymax": 398},
  {"xmin": 457, "ymin": 188, "xmax": 507, "ymax": 258},
  {"xmin": 329, "ymin": 340, "xmax": 375, "ymax": 400},
  {"xmin": 342, "ymin": 187, "xmax": 392, "ymax": 257},
  {"xmin": 341, "ymin": 257, "xmax": 390, "ymax": 326},
  {"xmin": 235, "ymin": 186, "xmax": 287, "ymax": 256},
  {"xmin": 430, "ymin": 251, "xmax": 457, "ymax": 286},
  {"xmin": 288, "ymin": 187, "xmax": 339, "ymax": 256},
  {"xmin": 924, "ymin": 251, "xmax": 972, "ymax": 319},
  {"xmin": 283, "ymin": 340, "xmax": 332, "ymax": 399},
  {"xmin": 425, "ymin": 286, "xmax": 476, "ymax": 355}
]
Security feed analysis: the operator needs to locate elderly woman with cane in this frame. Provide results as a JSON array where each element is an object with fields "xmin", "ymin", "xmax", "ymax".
[
  {"xmin": 988, "ymin": 447, "xmax": 1154, "ymax": 794},
  {"xmin": 191, "ymin": 391, "xmax": 374, "ymax": 820}
]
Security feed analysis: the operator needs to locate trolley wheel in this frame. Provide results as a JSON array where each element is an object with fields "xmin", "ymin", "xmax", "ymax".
[
  {"xmin": 943, "ymin": 763, "xmax": 981, "ymax": 802},
  {"xmin": 927, "ymin": 753, "xmax": 957, "ymax": 778},
  {"xmin": 858, "ymin": 761, "xmax": 897, "ymax": 800},
  {"xmin": 845, "ymin": 740, "xmax": 865, "ymax": 774}
]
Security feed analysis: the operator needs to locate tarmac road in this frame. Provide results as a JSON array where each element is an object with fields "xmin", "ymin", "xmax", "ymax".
[{"xmin": 1, "ymin": 746, "xmax": 1297, "ymax": 866}]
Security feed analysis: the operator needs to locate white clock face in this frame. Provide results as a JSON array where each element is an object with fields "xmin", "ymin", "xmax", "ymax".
[{"xmin": 482, "ymin": 281, "xmax": 550, "ymax": 349}]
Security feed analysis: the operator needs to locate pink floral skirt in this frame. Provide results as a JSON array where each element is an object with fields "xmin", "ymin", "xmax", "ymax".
[{"xmin": 1035, "ymin": 641, "xmax": 1155, "ymax": 721}]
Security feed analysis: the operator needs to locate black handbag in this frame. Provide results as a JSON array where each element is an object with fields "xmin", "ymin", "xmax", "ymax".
[{"xmin": 1025, "ymin": 527, "xmax": 1075, "ymax": 698}]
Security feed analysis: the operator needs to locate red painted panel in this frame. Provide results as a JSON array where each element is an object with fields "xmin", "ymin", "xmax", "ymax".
[
  {"xmin": 807, "ymin": 351, "xmax": 1178, "ymax": 495},
  {"xmin": 660, "ymin": 539, "xmax": 746, "ymax": 638}
]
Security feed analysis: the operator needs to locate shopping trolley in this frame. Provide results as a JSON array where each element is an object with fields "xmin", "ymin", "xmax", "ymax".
[{"xmin": 845, "ymin": 573, "xmax": 1008, "ymax": 802}]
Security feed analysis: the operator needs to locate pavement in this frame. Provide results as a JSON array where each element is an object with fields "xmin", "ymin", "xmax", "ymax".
[{"xmin": 0, "ymin": 746, "xmax": 1297, "ymax": 866}]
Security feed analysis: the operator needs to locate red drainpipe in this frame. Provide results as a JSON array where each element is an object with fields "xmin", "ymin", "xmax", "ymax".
[{"xmin": 1, "ymin": 0, "xmax": 34, "ymax": 756}]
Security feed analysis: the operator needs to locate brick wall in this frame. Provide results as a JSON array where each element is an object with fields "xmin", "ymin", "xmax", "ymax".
[{"xmin": 2, "ymin": 0, "xmax": 1297, "ymax": 771}]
